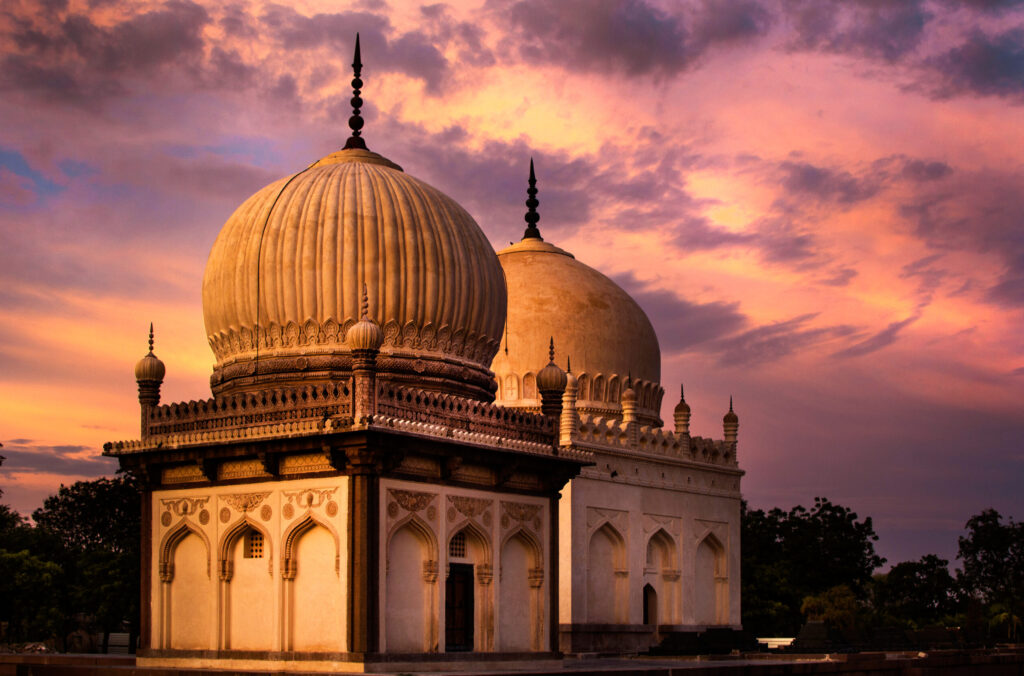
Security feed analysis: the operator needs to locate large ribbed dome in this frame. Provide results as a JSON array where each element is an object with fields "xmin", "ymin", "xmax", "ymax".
[
  {"xmin": 491, "ymin": 237, "xmax": 664, "ymax": 427},
  {"xmin": 202, "ymin": 147, "xmax": 507, "ymax": 399}
]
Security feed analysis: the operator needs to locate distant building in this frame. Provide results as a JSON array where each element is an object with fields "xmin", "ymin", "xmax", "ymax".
[{"xmin": 105, "ymin": 42, "xmax": 742, "ymax": 671}]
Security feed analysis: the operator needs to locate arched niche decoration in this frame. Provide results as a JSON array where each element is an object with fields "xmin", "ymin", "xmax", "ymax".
[
  {"xmin": 586, "ymin": 521, "xmax": 628, "ymax": 623},
  {"xmin": 592, "ymin": 374, "xmax": 606, "ymax": 401},
  {"xmin": 498, "ymin": 526, "xmax": 546, "ymax": 652},
  {"xmin": 522, "ymin": 372, "xmax": 537, "ymax": 399},
  {"xmin": 576, "ymin": 373, "xmax": 590, "ymax": 400},
  {"xmin": 503, "ymin": 373, "xmax": 520, "ymax": 401},
  {"xmin": 219, "ymin": 515, "xmax": 273, "ymax": 579},
  {"xmin": 386, "ymin": 513, "xmax": 440, "ymax": 653},
  {"xmin": 387, "ymin": 513, "xmax": 439, "ymax": 568},
  {"xmin": 159, "ymin": 518, "xmax": 211, "ymax": 581},
  {"xmin": 282, "ymin": 510, "xmax": 341, "ymax": 578},
  {"xmin": 694, "ymin": 532, "xmax": 728, "ymax": 626},
  {"xmin": 646, "ymin": 528, "xmax": 678, "ymax": 571},
  {"xmin": 607, "ymin": 375, "xmax": 620, "ymax": 402}
]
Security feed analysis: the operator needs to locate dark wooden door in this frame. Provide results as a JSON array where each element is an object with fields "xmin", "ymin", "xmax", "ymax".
[{"xmin": 445, "ymin": 563, "xmax": 474, "ymax": 651}]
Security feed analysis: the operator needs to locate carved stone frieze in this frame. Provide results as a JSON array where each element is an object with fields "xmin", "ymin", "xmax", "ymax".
[
  {"xmin": 222, "ymin": 492, "xmax": 270, "ymax": 513},
  {"xmin": 501, "ymin": 501, "xmax": 542, "ymax": 531},
  {"xmin": 283, "ymin": 487, "xmax": 336, "ymax": 508},
  {"xmin": 390, "ymin": 489, "xmax": 436, "ymax": 514},
  {"xmin": 447, "ymin": 494, "xmax": 491, "ymax": 519},
  {"xmin": 280, "ymin": 452, "xmax": 332, "ymax": 475},
  {"xmin": 160, "ymin": 496, "xmax": 209, "ymax": 519}
]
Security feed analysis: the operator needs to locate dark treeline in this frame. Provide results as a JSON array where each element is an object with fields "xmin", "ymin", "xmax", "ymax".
[
  {"xmin": 743, "ymin": 497, "xmax": 1024, "ymax": 646},
  {"xmin": 0, "ymin": 453, "xmax": 140, "ymax": 652}
]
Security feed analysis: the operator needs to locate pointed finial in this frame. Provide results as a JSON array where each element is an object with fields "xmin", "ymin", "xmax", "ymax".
[
  {"xmin": 523, "ymin": 157, "xmax": 542, "ymax": 241},
  {"xmin": 548, "ymin": 336, "xmax": 555, "ymax": 363},
  {"xmin": 680, "ymin": 383, "xmax": 685, "ymax": 400},
  {"xmin": 360, "ymin": 283, "xmax": 370, "ymax": 320},
  {"xmin": 148, "ymin": 322, "xmax": 155, "ymax": 354},
  {"xmin": 344, "ymin": 33, "xmax": 367, "ymax": 150},
  {"xmin": 729, "ymin": 395, "xmax": 734, "ymax": 412},
  {"xmin": 566, "ymin": 355, "xmax": 571, "ymax": 373}
]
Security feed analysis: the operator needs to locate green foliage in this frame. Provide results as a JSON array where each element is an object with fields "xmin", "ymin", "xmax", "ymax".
[
  {"xmin": 741, "ymin": 497, "xmax": 885, "ymax": 636},
  {"xmin": 957, "ymin": 509, "xmax": 1024, "ymax": 641},
  {"xmin": 0, "ymin": 549, "xmax": 63, "ymax": 641},
  {"xmin": 33, "ymin": 474, "xmax": 141, "ymax": 556},
  {"xmin": 872, "ymin": 554, "xmax": 954, "ymax": 629},
  {"xmin": 801, "ymin": 584, "xmax": 867, "ymax": 637}
]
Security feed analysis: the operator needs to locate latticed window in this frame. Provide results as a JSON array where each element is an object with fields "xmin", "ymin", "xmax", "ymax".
[
  {"xmin": 245, "ymin": 530, "xmax": 264, "ymax": 558},
  {"xmin": 449, "ymin": 531, "xmax": 467, "ymax": 558}
]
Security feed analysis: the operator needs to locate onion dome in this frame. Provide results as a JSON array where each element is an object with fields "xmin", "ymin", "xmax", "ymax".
[
  {"xmin": 536, "ymin": 338, "xmax": 568, "ymax": 394},
  {"xmin": 491, "ymin": 161, "xmax": 663, "ymax": 426},
  {"xmin": 673, "ymin": 383, "xmax": 691, "ymax": 435},
  {"xmin": 202, "ymin": 43, "xmax": 506, "ymax": 400},
  {"xmin": 135, "ymin": 323, "xmax": 165, "ymax": 383},
  {"xmin": 723, "ymin": 397, "xmax": 738, "ymax": 424}
]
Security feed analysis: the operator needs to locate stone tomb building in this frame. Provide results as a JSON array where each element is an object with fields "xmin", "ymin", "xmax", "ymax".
[{"xmin": 105, "ymin": 49, "xmax": 743, "ymax": 672}]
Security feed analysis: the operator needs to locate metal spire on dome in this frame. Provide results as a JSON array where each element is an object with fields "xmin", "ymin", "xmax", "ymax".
[
  {"xmin": 681, "ymin": 383, "xmax": 685, "ymax": 400},
  {"xmin": 566, "ymin": 355, "xmax": 571, "ymax": 373},
  {"xmin": 548, "ymin": 336, "xmax": 555, "ymax": 362},
  {"xmin": 344, "ymin": 33, "xmax": 367, "ymax": 150},
  {"xmin": 729, "ymin": 395, "xmax": 734, "ymax": 412},
  {"xmin": 523, "ymin": 158, "xmax": 542, "ymax": 241},
  {"xmin": 360, "ymin": 282, "xmax": 370, "ymax": 320},
  {"xmin": 148, "ymin": 322, "xmax": 155, "ymax": 353}
]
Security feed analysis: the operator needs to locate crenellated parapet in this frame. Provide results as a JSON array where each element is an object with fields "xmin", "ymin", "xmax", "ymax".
[{"xmin": 573, "ymin": 415, "xmax": 737, "ymax": 467}]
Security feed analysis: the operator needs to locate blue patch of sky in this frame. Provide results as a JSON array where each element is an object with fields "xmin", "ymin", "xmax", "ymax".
[
  {"xmin": 161, "ymin": 136, "xmax": 282, "ymax": 168},
  {"xmin": 0, "ymin": 148, "xmax": 63, "ymax": 199},
  {"xmin": 58, "ymin": 158, "xmax": 98, "ymax": 179}
]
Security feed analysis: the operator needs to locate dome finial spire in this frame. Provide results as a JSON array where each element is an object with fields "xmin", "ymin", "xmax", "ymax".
[
  {"xmin": 344, "ymin": 33, "xmax": 367, "ymax": 150},
  {"xmin": 360, "ymin": 282, "xmax": 370, "ymax": 320},
  {"xmin": 548, "ymin": 335, "xmax": 555, "ymax": 362},
  {"xmin": 148, "ymin": 322, "xmax": 155, "ymax": 354},
  {"xmin": 523, "ymin": 157, "xmax": 542, "ymax": 241}
]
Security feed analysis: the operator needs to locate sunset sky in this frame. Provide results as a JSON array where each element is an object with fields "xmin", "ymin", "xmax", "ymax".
[{"xmin": 1, "ymin": 0, "xmax": 1022, "ymax": 568}]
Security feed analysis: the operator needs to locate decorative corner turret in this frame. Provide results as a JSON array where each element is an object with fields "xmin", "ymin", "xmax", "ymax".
[
  {"xmin": 621, "ymin": 374, "xmax": 639, "ymax": 445},
  {"xmin": 351, "ymin": 284, "xmax": 382, "ymax": 424},
  {"xmin": 537, "ymin": 337, "xmax": 567, "ymax": 419},
  {"xmin": 723, "ymin": 396, "xmax": 739, "ymax": 446},
  {"xmin": 673, "ymin": 383, "xmax": 691, "ymax": 436},
  {"xmin": 134, "ymin": 323, "xmax": 165, "ymax": 438},
  {"xmin": 560, "ymin": 356, "xmax": 579, "ymax": 448}
]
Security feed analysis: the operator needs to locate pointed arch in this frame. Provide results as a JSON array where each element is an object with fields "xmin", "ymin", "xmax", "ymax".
[
  {"xmin": 522, "ymin": 372, "xmax": 537, "ymax": 399},
  {"xmin": 500, "ymin": 526, "xmax": 543, "ymax": 569},
  {"xmin": 282, "ymin": 510, "xmax": 340, "ymax": 573},
  {"xmin": 448, "ymin": 518, "xmax": 492, "ymax": 565},
  {"xmin": 220, "ymin": 515, "xmax": 273, "ymax": 572},
  {"xmin": 646, "ymin": 528, "xmax": 677, "ymax": 571},
  {"xmin": 159, "ymin": 518, "xmax": 211, "ymax": 580},
  {"xmin": 576, "ymin": 373, "xmax": 591, "ymax": 401},
  {"xmin": 387, "ymin": 512, "xmax": 439, "ymax": 563},
  {"xmin": 586, "ymin": 521, "xmax": 627, "ymax": 623},
  {"xmin": 498, "ymin": 527, "xmax": 546, "ymax": 651},
  {"xmin": 695, "ymin": 532, "xmax": 728, "ymax": 625}
]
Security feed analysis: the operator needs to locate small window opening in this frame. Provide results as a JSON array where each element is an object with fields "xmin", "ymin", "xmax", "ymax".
[
  {"xmin": 449, "ymin": 531, "xmax": 467, "ymax": 559},
  {"xmin": 245, "ymin": 530, "xmax": 264, "ymax": 559}
]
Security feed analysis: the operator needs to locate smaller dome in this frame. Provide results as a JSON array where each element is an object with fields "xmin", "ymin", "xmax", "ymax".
[
  {"xmin": 674, "ymin": 385, "xmax": 690, "ymax": 414},
  {"xmin": 724, "ymin": 398, "xmax": 738, "ymax": 424},
  {"xmin": 621, "ymin": 382, "xmax": 637, "ymax": 404},
  {"xmin": 349, "ymin": 288, "xmax": 384, "ymax": 352},
  {"xmin": 135, "ymin": 325, "xmax": 165, "ymax": 382},
  {"xmin": 537, "ymin": 338, "xmax": 568, "ymax": 394}
]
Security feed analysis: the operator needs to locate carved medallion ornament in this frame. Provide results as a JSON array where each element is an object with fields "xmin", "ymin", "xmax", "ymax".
[
  {"xmin": 260, "ymin": 504, "xmax": 272, "ymax": 521},
  {"xmin": 219, "ymin": 507, "xmax": 231, "ymax": 524},
  {"xmin": 447, "ymin": 495, "xmax": 491, "ymax": 520},
  {"xmin": 198, "ymin": 509, "xmax": 210, "ymax": 525},
  {"xmin": 390, "ymin": 489, "xmax": 436, "ymax": 514},
  {"xmin": 223, "ymin": 492, "xmax": 270, "ymax": 513},
  {"xmin": 282, "ymin": 504, "xmax": 295, "ymax": 520},
  {"xmin": 160, "ymin": 512, "xmax": 171, "ymax": 527},
  {"xmin": 283, "ymin": 487, "xmax": 336, "ymax": 508},
  {"xmin": 326, "ymin": 501, "xmax": 338, "ymax": 517},
  {"xmin": 160, "ymin": 496, "xmax": 209, "ymax": 519}
]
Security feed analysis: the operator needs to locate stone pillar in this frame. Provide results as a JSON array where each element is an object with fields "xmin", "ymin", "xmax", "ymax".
[
  {"xmin": 347, "ymin": 446, "xmax": 380, "ymax": 655},
  {"xmin": 559, "ymin": 370, "xmax": 579, "ymax": 448},
  {"xmin": 351, "ymin": 350, "xmax": 379, "ymax": 424},
  {"xmin": 621, "ymin": 382, "xmax": 639, "ymax": 446}
]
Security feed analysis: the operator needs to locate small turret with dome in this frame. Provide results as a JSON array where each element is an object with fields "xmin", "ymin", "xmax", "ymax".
[
  {"xmin": 723, "ymin": 397, "xmax": 739, "ymax": 444},
  {"xmin": 491, "ymin": 160, "xmax": 664, "ymax": 425},
  {"xmin": 134, "ymin": 323, "xmax": 165, "ymax": 437},
  {"xmin": 201, "ymin": 39, "xmax": 506, "ymax": 401}
]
